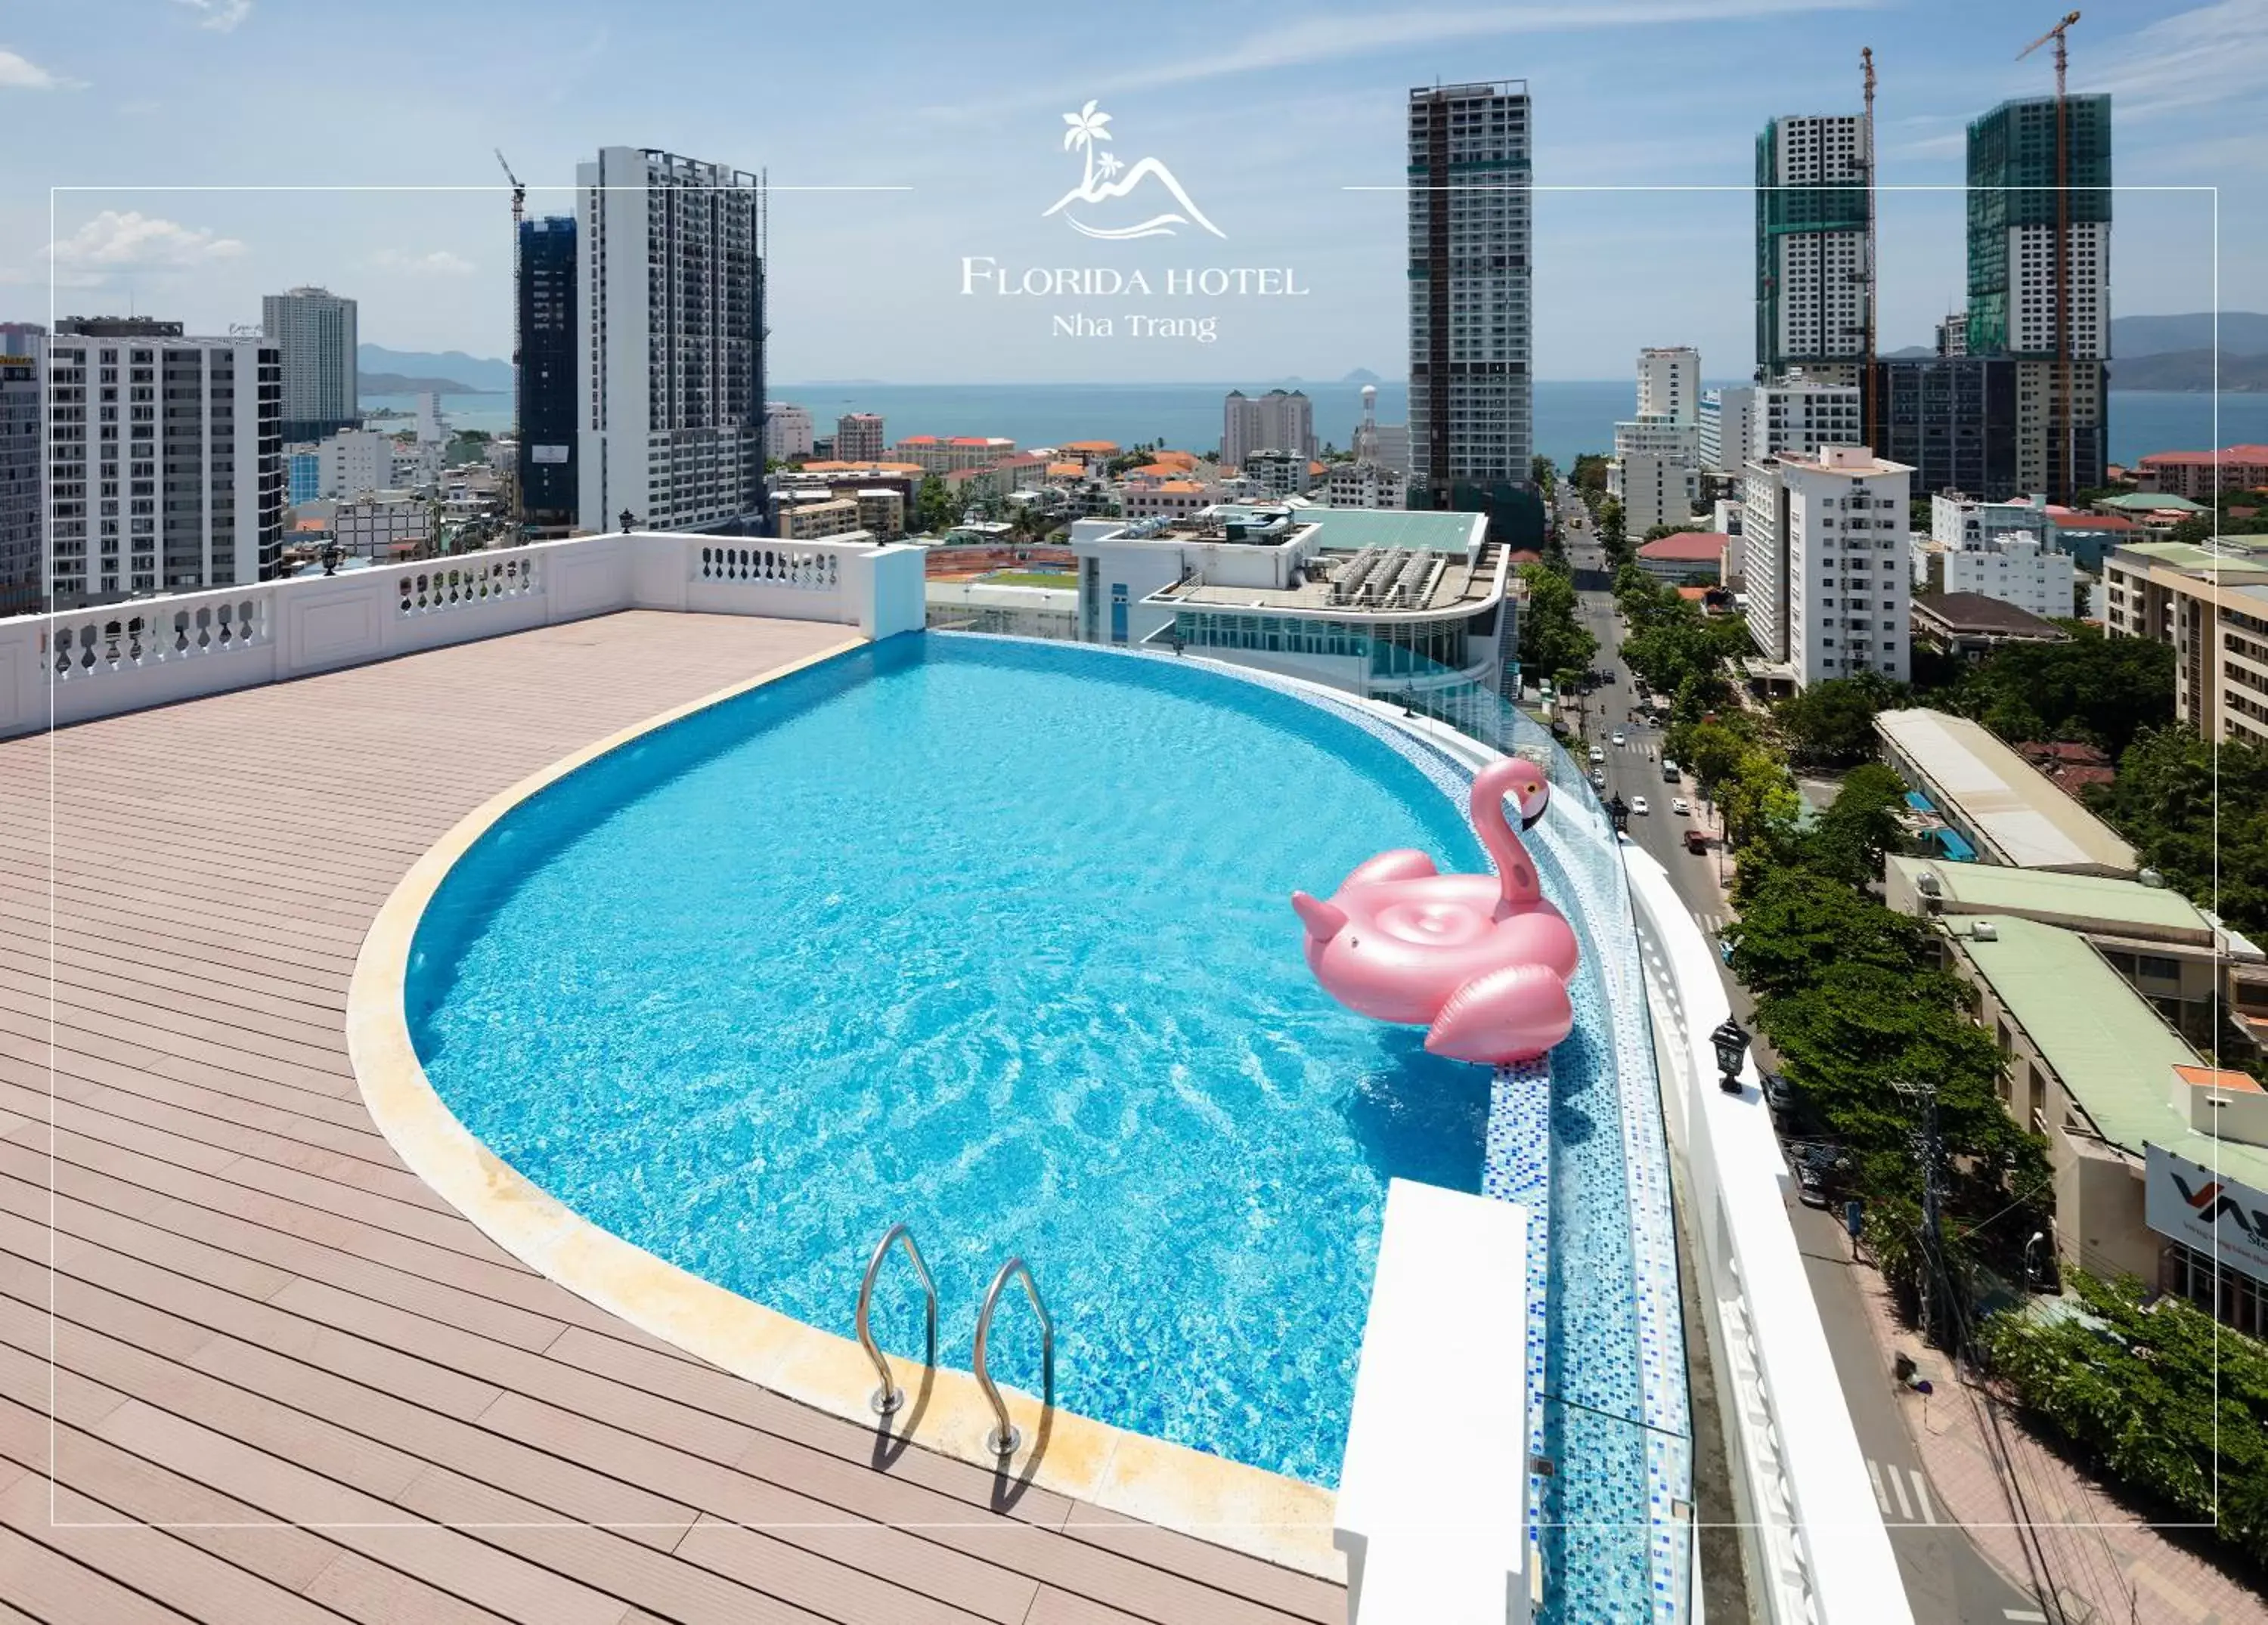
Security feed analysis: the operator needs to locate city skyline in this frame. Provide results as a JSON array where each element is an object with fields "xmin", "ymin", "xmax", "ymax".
[{"xmin": 0, "ymin": 1, "xmax": 2254, "ymax": 382}]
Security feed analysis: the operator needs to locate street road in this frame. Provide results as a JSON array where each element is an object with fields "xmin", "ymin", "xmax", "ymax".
[{"xmin": 1551, "ymin": 492, "xmax": 2050, "ymax": 1623}]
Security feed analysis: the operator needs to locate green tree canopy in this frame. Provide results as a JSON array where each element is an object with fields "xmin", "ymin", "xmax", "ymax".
[
  {"xmin": 1922, "ymin": 625, "xmax": 2174, "ymax": 757},
  {"xmin": 1517, "ymin": 560, "xmax": 1597, "ymax": 685},
  {"xmin": 2087, "ymin": 726, "xmax": 2268, "ymax": 937},
  {"xmin": 1724, "ymin": 868, "xmax": 1935, "ymax": 1001},
  {"xmin": 1774, "ymin": 671, "xmax": 1907, "ymax": 767}
]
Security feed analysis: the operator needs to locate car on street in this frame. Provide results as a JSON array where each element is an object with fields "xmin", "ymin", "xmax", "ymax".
[
  {"xmin": 1672, "ymin": 797, "xmax": 1689, "ymax": 816},
  {"xmin": 1611, "ymin": 730, "xmax": 1625, "ymax": 747},
  {"xmin": 1590, "ymin": 769, "xmax": 1606, "ymax": 790},
  {"xmin": 1588, "ymin": 745, "xmax": 1605, "ymax": 763},
  {"xmin": 1787, "ymin": 1142, "xmax": 1851, "ymax": 1209},
  {"xmin": 1683, "ymin": 827, "xmax": 1709, "ymax": 856},
  {"xmin": 1629, "ymin": 795, "xmax": 1648, "ymax": 815}
]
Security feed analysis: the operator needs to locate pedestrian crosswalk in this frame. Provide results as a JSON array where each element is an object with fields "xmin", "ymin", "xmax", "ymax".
[
  {"xmin": 1693, "ymin": 911, "xmax": 1725, "ymax": 936},
  {"xmin": 1866, "ymin": 1456, "xmax": 1937, "ymax": 1524}
]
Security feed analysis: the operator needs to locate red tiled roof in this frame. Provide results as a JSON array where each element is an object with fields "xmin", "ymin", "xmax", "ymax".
[
  {"xmin": 2046, "ymin": 512, "xmax": 2136, "ymax": 530},
  {"xmin": 1637, "ymin": 531, "xmax": 1730, "ymax": 562},
  {"xmin": 1676, "ymin": 585, "xmax": 1712, "ymax": 601},
  {"xmin": 2139, "ymin": 445, "xmax": 2268, "ymax": 467}
]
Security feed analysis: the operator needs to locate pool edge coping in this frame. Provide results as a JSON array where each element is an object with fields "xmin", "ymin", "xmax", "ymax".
[{"xmin": 343, "ymin": 630, "xmax": 1346, "ymax": 1583}]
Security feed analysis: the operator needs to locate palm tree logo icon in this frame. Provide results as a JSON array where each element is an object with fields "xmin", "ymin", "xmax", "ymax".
[{"xmin": 1044, "ymin": 101, "xmax": 1225, "ymax": 241}]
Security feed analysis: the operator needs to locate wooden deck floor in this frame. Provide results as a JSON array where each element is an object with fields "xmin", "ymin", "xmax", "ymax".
[{"xmin": 0, "ymin": 612, "xmax": 1346, "ymax": 1625}]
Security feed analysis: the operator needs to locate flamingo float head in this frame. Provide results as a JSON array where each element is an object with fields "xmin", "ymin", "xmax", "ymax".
[{"xmin": 1475, "ymin": 754, "xmax": 1551, "ymax": 832}]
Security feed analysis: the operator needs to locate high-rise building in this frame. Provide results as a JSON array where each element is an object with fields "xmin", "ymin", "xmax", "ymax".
[
  {"xmin": 578, "ymin": 147, "xmax": 767, "ymax": 534},
  {"xmin": 1918, "ymin": 492, "xmax": 2072, "ymax": 620},
  {"xmin": 1966, "ymin": 94, "xmax": 2112, "ymax": 504},
  {"xmin": 42, "ymin": 317, "xmax": 284, "ymax": 608},
  {"xmin": 1408, "ymin": 80, "xmax": 1536, "ymax": 540},
  {"xmin": 1222, "ymin": 387, "xmax": 1314, "ymax": 467},
  {"xmin": 1637, "ymin": 346, "xmax": 1700, "ymax": 423},
  {"xmin": 0, "ymin": 337, "xmax": 39, "ymax": 614},
  {"xmin": 1743, "ymin": 444, "xmax": 1911, "ymax": 688},
  {"xmin": 261, "ymin": 286, "xmax": 358, "ymax": 443},
  {"xmin": 517, "ymin": 215, "xmax": 578, "ymax": 536},
  {"xmin": 1868, "ymin": 355, "xmax": 2021, "ymax": 501},
  {"xmin": 835, "ymin": 413, "xmax": 885, "ymax": 463},
  {"xmin": 316, "ymin": 426, "xmax": 395, "ymax": 499},
  {"xmin": 764, "ymin": 402, "xmax": 814, "ymax": 461},
  {"xmin": 1755, "ymin": 113, "xmax": 1870, "ymax": 387}
]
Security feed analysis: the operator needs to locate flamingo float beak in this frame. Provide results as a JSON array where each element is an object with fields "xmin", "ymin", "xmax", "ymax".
[{"xmin": 1291, "ymin": 891, "xmax": 1347, "ymax": 942}]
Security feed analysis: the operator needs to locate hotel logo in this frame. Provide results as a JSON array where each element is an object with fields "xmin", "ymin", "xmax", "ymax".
[{"xmin": 1044, "ymin": 101, "xmax": 1225, "ymax": 241}]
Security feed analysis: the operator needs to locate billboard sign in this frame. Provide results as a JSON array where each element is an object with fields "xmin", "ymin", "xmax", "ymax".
[{"xmin": 2146, "ymin": 1144, "xmax": 2268, "ymax": 1286}]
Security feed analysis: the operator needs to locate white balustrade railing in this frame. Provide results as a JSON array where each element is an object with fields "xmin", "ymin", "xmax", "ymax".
[
  {"xmin": 0, "ymin": 529, "xmax": 925, "ymax": 739},
  {"xmin": 1622, "ymin": 843, "xmax": 1910, "ymax": 1625}
]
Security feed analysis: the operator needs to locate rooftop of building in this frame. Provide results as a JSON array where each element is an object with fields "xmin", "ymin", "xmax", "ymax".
[
  {"xmin": 2110, "ymin": 538, "xmax": 2268, "ymax": 575},
  {"xmin": 2137, "ymin": 445, "xmax": 2268, "ymax": 466},
  {"xmin": 1910, "ymin": 592, "xmax": 2068, "ymax": 640},
  {"xmin": 2043, "ymin": 510, "xmax": 2137, "ymax": 531},
  {"xmin": 1637, "ymin": 531, "xmax": 1731, "ymax": 562},
  {"xmin": 1874, "ymin": 707, "xmax": 2139, "ymax": 874},
  {"xmin": 1885, "ymin": 853, "xmax": 2245, "ymax": 947},
  {"xmin": 2095, "ymin": 490, "xmax": 2211, "ymax": 515},
  {"xmin": 1775, "ymin": 445, "xmax": 1913, "ymax": 478},
  {"xmin": 1951, "ymin": 914, "xmax": 2268, "ymax": 1190}
]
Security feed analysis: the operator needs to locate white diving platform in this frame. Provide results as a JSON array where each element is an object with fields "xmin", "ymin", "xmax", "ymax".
[{"xmin": 1334, "ymin": 1177, "xmax": 1532, "ymax": 1624}]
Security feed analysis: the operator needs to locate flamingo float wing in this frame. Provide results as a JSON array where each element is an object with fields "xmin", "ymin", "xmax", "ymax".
[
  {"xmin": 1424, "ymin": 961, "xmax": 1574, "ymax": 1065},
  {"xmin": 1340, "ymin": 848, "xmax": 1438, "ymax": 888}
]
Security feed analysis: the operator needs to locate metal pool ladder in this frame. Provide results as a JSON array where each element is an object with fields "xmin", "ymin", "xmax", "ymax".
[
  {"xmin": 855, "ymin": 1222, "xmax": 938, "ymax": 1416},
  {"xmin": 973, "ymin": 1255, "xmax": 1055, "ymax": 1457}
]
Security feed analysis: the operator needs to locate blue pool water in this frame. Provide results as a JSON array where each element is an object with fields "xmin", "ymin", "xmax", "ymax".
[{"xmin": 409, "ymin": 634, "xmax": 1539, "ymax": 1484}]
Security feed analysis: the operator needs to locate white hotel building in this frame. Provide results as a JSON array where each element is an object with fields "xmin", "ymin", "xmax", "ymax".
[
  {"xmin": 41, "ymin": 318, "xmax": 284, "ymax": 608},
  {"xmin": 578, "ymin": 147, "xmax": 767, "ymax": 535},
  {"xmin": 1918, "ymin": 491, "xmax": 2071, "ymax": 620},
  {"xmin": 1743, "ymin": 444, "xmax": 1912, "ymax": 689}
]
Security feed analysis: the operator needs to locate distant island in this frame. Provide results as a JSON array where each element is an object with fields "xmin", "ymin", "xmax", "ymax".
[
  {"xmin": 2108, "ymin": 351, "xmax": 2268, "ymax": 393},
  {"xmin": 358, "ymin": 371, "xmax": 497, "ymax": 395}
]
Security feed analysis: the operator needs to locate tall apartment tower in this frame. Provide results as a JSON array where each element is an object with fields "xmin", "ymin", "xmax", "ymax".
[
  {"xmin": 516, "ymin": 215, "xmax": 578, "ymax": 536},
  {"xmin": 0, "ymin": 334, "xmax": 39, "ymax": 614},
  {"xmin": 1408, "ymin": 81, "xmax": 1534, "ymax": 536},
  {"xmin": 1755, "ymin": 114, "xmax": 1870, "ymax": 387},
  {"xmin": 578, "ymin": 147, "xmax": 767, "ymax": 534},
  {"xmin": 1743, "ymin": 444, "xmax": 1911, "ymax": 689},
  {"xmin": 1636, "ymin": 346, "xmax": 1700, "ymax": 424},
  {"xmin": 835, "ymin": 413, "xmax": 885, "ymax": 463},
  {"xmin": 1966, "ymin": 94, "xmax": 2112, "ymax": 505},
  {"xmin": 261, "ymin": 286, "xmax": 358, "ymax": 443},
  {"xmin": 1222, "ymin": 387, "xmax": 1315, "ymax": 468},
  {"xmin": 42, "ymin": 317, "xmax": 284, "ymax": 608}
]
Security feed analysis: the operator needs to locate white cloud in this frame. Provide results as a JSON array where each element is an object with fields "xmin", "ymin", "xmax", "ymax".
[
  {"xmin": 371, "ymin": 249, "xmax": 477, "ymax": 277},
  {"xmin": 1068, "ymin": 0, "xmax": 1877, "ymax": 98},
  {"xmin": 170, "ymin": 0, "xmax": 253, "ymax": 32},
  {"xmin": 0, "ymin": 48, "xmax": 79, "ymax": 89},
  {"xmin": 48, "ymin": 211, "xmax": 246, "ymax": 273},
  {"xmin": 2089, "ymin": 0, "xmax": 2268, "ymax": 119}
]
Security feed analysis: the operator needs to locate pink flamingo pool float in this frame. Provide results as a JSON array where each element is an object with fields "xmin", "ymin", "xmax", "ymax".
[{"xmin": 1291, "ymin": 754, "xmax": 1579, "ymax": 1064}]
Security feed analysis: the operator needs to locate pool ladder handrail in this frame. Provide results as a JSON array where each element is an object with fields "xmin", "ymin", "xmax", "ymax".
[
  {"xmin": 973, "ymin": 1255, "xmax": 1055, "ymax": 1457},
  {"xmin": 855, "ymin": 1222, "xmax": 938, "ymax": 1416}
]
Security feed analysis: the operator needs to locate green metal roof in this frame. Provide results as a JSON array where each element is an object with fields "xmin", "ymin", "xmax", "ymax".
[
  {"xmin": 2114, "ymin": 539, "xmax": 2268, "ymax": 574},
  {"xmin": 2096, "ymin": 491, "xmax": 2209, "ymax": 514},
  {"xmin": 1888, "ymin": 855, "xmax": 2213, "ymax": 936},
  {"xmin": 1955, "ymin": 915, "xmax": 2268, "ymax": 1189}
]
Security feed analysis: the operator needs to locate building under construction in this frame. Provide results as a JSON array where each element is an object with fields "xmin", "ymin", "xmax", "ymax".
[
  {"xmin": 1964, "ymin": 92, "xmax": 2113, "ymax": 504},
  {"xmin": 1753, "ymin": 111, "xmax": 1872, "ymax": 390}
]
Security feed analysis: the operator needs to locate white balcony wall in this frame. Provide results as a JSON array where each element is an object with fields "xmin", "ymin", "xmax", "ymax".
[
  {"xmin": 1624, "ymin": 843, "xmax": 1910, "ymax": 1625},
  {"xmin": 0, "ymin": 531, "xmax": 925, "ymax": 739}
]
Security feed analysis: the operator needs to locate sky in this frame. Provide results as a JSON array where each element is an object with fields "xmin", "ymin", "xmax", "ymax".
[{"xmin": 0, "ymin": 0, "xmax": 2260, "ymax": 382}]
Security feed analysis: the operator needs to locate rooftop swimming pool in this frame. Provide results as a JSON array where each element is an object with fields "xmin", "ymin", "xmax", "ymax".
[{"xmin": 405, "ymin": 632, "xmax": 1690, "ymax": 1616}]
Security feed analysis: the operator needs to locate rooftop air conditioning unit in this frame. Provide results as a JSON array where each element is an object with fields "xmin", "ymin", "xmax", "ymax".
[
  {"xmin": 1916, "ymin": 871, "xmax": 1941, "ymax": 897},
  {"xmin": 1970, "ymin": 921, "xmax": 1998, "ymax": 942}
]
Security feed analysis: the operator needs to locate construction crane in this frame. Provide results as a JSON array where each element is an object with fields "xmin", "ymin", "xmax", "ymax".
[
  {"xmin": 494, "ymin": 150, "xmax": 525, "ymax": 532},
  {"xmin": 1859, "ymin": 46, "xmax": 1878, "ymax": 452},
  {"xmin": 2018, "ymin": 11, "xmax": 2082, "ymax": 503}
]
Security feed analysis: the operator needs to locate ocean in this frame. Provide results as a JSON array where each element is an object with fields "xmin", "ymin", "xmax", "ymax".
[{"xmin": 361, "ymin": 384, "xmax": 2268, "ymax": 472}]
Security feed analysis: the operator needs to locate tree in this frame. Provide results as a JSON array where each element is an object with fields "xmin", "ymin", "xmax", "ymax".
[
  {"xmin": 1570, "ymin": 453, "xmax": 1610, "ymax": 496},
  {"xmin": 1597, "ymin": 496, "xmax": 1627, "ymax": 563},
  {"xmin": 1724, "ymin": 868, "xmax": 1934, "ymax": 1001},
  {"xmin": 1530, "ymin": 455, "xmax": 1556, "ymax": 500},
  {"xmin": 1516, "ymin": 560, "xmax": 1597, "ymax": 684},
  {"xmin": 1983, "ymin": 1271, "xmax": 2268, "ymax": 1567},
  {"xmin": 1775, "ymin": 671, "xmax": 1907, "ymax": 767},
  {"xmin": 2088, "ymin": 727, "xmax": 2268, "ymax": 937},
  {"xmin": 1805, "ymin": 763, "xmax": 1909, "ymax": 886},
  {"xmin": 912, "ymin": 475, "xmax": 959, "ymax": 534},
  {"xmin": 1922, "ymin": 624, "xmax": 2174, "ymax": 756}
]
